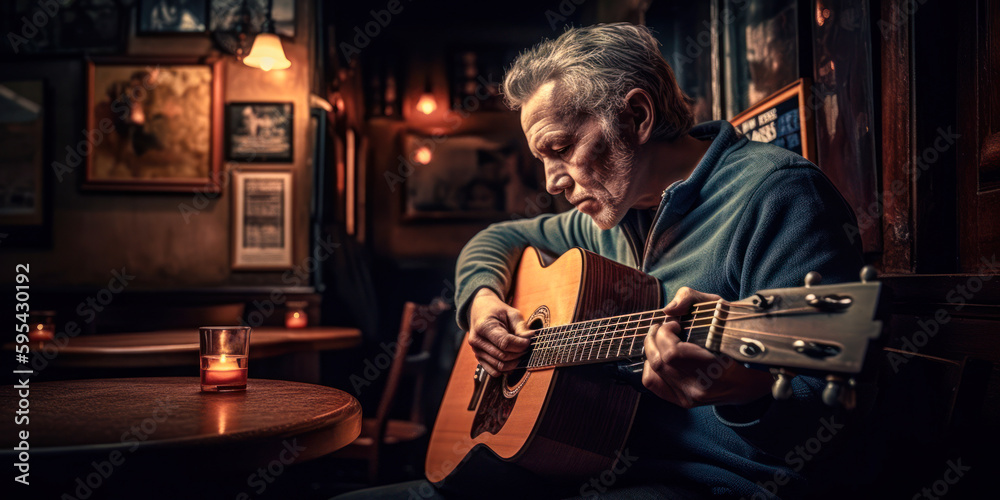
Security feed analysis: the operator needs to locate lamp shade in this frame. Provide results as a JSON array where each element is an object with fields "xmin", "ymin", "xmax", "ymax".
[{"xmin": 243, "ymin": 33, "xmax": 291, "ymax": 71}]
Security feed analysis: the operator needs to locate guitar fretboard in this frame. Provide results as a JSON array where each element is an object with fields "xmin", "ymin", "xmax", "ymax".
[{"xmin": 525, "ymin": 301, "xmax": 728, "ymax": 369}]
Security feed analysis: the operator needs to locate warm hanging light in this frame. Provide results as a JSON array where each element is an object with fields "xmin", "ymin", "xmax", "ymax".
[
  {"xmin": 414, "ymin": 146, "xmax": 432, "ymax": 164},
  {"xmin": 244, "ymin": 33, "xmax": 291, "ymax": 71},
  {"xmin": 416, "ymin": 92, "xmax": 437, "ymax": 114},
  {"xmin": 416, "ymin": 75, "xmax": 436, "ymax": 114}
]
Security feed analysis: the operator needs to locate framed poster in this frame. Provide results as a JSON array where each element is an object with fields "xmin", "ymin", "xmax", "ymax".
[
  {"xmin": 137, "ymin": 0, "xmax": 209, "ymax": 34},
  {"xmin": 0, "ymin": 1, "xmax": 127, "ymax": 56},
  {"xmin": 225, "ymin": 102, "xmax": 293, "ymax": 162},
  {"xmin": 210, "ymin": 0, "xmax": 295, "ymax": 37},
  {"xmin": 400, "ymin": 132, "xmax": 547, "ymax": 222},
  {"xmin": 85, "ymin": 57, "xmax": 223, "ymax": 192},
  {"xmin": 231, "ymin": 170, "xmax": 293, "ymax": 270},
  {"xmin": 730, "ymin": 78, "xmax": 816, "ymax": 164},
  {"xmin": 0, "ymin": 80, "xmax": 45, "ymax": 227}
]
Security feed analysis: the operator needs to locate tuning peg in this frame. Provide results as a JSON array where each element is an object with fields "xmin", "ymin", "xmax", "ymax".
[
  {"xmin": 771, "ymin": 368, "xmax": 795, "ymax": 400},
  {"xmin": 804, "ymin": 271, "xmax": 822, "ymax": 287},
  {"xmin": 822, "ymin": 374, "xmax": 850, "ymax": 407},
  {"xmin": 839, "ymin": 378, "xmax": 858, "ymax": 410},
  {"xmin": 860, "ymin": 266, "xmax": 878, "ymax": 283}
]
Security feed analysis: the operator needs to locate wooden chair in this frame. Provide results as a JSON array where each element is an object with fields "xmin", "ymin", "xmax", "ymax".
[{"xmin": 334, "ymin": 299, "xmax": 450, "ymax": 483}]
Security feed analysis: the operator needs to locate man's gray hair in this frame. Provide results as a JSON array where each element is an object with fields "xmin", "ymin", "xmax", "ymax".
[{"xmin": 503, "ymin": 23, "xmax": 694, "ymax": 142}]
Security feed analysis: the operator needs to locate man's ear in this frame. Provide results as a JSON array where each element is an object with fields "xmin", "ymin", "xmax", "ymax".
[{"xmin": 622, "ymin": 88, "xmax": 655, "ymax": 145}]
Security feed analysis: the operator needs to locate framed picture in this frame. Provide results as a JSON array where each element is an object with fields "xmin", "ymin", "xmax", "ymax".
[
  {"xmin": 400, "ymin": 132, "xmax": 548, "ymax": 221},
  {"xmin": 446, "ymin": 45, "xmax": 517, "ymax": 112},
  {"xmin": 730, "ymin": 78, "xmax": 816, "ymax": 164},
  {"xmin": 137, "ymin": 0, "xmax": 209, "ymax": 34},
  {"xmin": 225, "ymin": 102, "xmax": 293, "ymax": 162},
  {"xmin": 231, "ymin": 170, "xmax": 293, "ymax": 270},
  {"xmin": 0, "ymin": 0, "xmax": 127, "ymax": 56},
  {"xmin": 0, "ymin": 80, "xmax": 45, "ymax": 227},
  {"xmin": 211, "ymin": 0, "xmax": 295, "ymax": 37},
  {"xmin": 85, "ymin": 57, "xmax": 223, "ymax": 192}
]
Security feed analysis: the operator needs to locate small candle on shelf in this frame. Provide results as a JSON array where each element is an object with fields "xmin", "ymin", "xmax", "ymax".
[
  {"xmin": 28, "ymin": 311, "xmax": 56, "ymax": 341},
  {"xmin": 285, "ymin": 301, "xmax": 308, "ymax": 328},
  {"xmin": 199, "ymin": 326, "xmax": 251, "ymax": 392}
]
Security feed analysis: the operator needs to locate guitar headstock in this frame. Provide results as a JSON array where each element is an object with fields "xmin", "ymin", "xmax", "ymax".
[{"xmin": 709, "ymin": 266, "xmax": 886, "ymax": 407}]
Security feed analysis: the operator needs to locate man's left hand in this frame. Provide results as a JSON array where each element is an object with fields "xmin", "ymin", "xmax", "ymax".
[{"xmin": 642, "ymin": 287, "xmax": 774, "ymax": 408}]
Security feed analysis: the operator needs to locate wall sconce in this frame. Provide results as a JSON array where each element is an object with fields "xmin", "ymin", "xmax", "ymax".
[
  {"xmin": 244, "ymin": 33, "xmax": 290, "ymax": 71},
  {"xmin": 414, "ymin": 146, "xmax": 432, "ymax": 165},
  {"xmin": 415, "ymin": 77, "xmax": 436, "ymax": 115},
  {"xmin": 212, "ymin": 0, "xmax": 290, "ymax": 71}
]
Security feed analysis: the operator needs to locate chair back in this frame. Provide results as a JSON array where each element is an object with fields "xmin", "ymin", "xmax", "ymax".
[{"xmin": 372, "ymin": 299, "xmax": 450, "ymax": 441}]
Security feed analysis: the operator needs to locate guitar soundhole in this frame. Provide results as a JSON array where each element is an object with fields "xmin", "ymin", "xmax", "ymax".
[
  {"xmin": 503, "ymin": 316, "xmax": 544, "ymax": 390},
  {"xmin": 469, "ymin": 310, "xmax": 547, "ymax": 437}
]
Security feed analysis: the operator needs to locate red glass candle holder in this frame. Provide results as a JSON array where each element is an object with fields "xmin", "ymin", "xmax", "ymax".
[
  {"xmin": 199, "ymin": 326, "xmax": 251, "ymax": 392},
  {"xmin": 285, "ymin": 301, "xmax": 308, "ymax": 328},
  {"xmin": 28, "ymin": 311, "xmax": 56, "ymax": 341}
]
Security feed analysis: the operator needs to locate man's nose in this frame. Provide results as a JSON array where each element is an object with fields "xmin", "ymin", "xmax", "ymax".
[{"xmin": 544, "ymin": 161, "xmax": 572, "ymax": 195}]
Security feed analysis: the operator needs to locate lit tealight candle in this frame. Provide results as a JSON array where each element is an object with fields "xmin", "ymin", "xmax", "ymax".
[
  {"xmin": 28, "ymin": 322, "xmax": 55, "ymax": 341},
  {"xmin": 200, "ymin": 354, "xmax": 248, "ymax": 391},
  {"xmin": 285, "ymin": 310, "xmax": 308, "ymax": 328},
  {"xmin": 285, "ymin": 302, "xmax": 308, "ymax": 328}
]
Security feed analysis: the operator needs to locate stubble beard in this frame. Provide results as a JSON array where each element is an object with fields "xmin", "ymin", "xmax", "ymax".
[{"xmin": 589, "ymin": 129, "xmax": 638, "ymax": 230}]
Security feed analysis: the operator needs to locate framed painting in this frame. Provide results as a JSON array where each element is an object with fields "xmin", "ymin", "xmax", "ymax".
[
  {"xmin": 225, "ymin": 102, "xmax": 293, "ymax": 162},
  {"xmin": 400, "ymin": 132, "xmax": 548, "ymax": 222},
  {"xmin": 730, "ymin": 78, "xmax": 816, "ymax": 164},
  {"xmin": 137, "ymin": 0, "xmax": 209, "ymax": 34},
  {"xmin": 0, "ymin": 80, "xmax": 45, "ymax": 227},
  {"xmin": 84, "ymin": 57, "xmax": 223, "ymax": 192},
  {"xmin": 0, "ymin": 0, "xmax": 128, "ymax": 56},
  {"xmin": 231, "ymin": 170, "xmax": 293, "ymax": 270},
  {"xmin": 210, "ymin": 0, "xmax": 295, "ymax": 37}
]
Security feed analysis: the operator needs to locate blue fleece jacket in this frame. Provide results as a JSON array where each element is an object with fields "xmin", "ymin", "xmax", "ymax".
[{"xmin": 454, "ymin": 120, "xmax": 868, "ymax": 498}]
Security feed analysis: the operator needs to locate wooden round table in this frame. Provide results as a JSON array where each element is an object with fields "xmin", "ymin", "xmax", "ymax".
[
  {"xmin": 1, "ymin": 377, "xmax": 361, "ymax": 498},
  {"xmin": 15, "ymin": 326, "xmax": 362, "ymax": 368}
]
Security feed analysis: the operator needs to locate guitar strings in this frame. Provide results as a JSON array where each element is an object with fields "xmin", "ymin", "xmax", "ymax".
[{"xmin": 524, "ymin": 304, "xmax": 836, "ymax": 367}]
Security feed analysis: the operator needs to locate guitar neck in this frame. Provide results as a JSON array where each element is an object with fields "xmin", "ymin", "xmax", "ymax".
[{"xmin": 525, "ymin": 300, "xmax": 728, "ymax": 370}]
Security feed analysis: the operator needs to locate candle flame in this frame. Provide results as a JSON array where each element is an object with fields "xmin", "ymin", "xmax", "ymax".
[{"xmin": 220, "ymin": 354, "xmax": 227, "ymax": 363}]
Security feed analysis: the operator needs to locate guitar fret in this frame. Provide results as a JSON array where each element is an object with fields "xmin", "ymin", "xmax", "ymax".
[{"xmin": 526, "ymin": 302, "xmax": 719, "ymax": 369}]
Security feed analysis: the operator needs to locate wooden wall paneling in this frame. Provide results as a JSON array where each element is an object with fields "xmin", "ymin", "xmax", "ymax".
[
  {"xmin": 959, "ymin": 0, "xmax": 1000, "ymax": 271},
  {"xmin": 879, "ymin": 0, "xmax": 915, "ymax": 273}
]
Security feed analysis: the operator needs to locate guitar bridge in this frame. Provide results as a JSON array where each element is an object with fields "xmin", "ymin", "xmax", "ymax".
[{"xmin": 467, "ymin": 364, "xmax": 488, "ymax": 411}]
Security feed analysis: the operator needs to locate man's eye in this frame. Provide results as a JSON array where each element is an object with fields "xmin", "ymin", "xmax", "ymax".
[{"xmin": 553, "ymin": 145, "xmax": 572, "ymax": 156}]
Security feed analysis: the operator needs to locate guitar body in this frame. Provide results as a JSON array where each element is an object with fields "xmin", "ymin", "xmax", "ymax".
[{"xmin": 426, "ymin": 247, "xmax": 662, "ymax": 487}]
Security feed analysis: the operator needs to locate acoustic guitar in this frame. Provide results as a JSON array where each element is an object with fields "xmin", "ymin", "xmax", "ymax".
[{"xmin": 425, "ymin": 247, "xmax": 885, "ymax": 487}]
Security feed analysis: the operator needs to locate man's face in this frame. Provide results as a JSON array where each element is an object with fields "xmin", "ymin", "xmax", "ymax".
[{"xmin": 521, "ymin": 81, "xmax": 638, "ymax": 230}]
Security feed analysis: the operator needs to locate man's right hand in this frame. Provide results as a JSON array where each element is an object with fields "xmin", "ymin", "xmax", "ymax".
[{"xmin": 467, "ymin": 288, "xmax": 531, "ymax": 377}]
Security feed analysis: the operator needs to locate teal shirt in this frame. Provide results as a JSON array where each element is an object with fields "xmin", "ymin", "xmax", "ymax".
[{"xmin": 454, "ymin": 121, "xmax": 869, "ymax": 498}]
